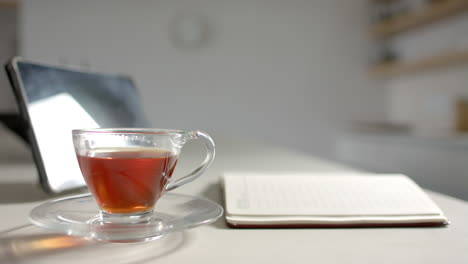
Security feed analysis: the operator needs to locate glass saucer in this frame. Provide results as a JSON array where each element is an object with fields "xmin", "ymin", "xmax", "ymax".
[{"xmin": 29, "ymin": 193, "xmax": 223, "ymax": 242}]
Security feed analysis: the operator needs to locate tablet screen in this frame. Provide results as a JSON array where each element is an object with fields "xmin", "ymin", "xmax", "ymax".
[{"xmin": 12, "ymin": 60, "xmax": 149, "ymax": 192}]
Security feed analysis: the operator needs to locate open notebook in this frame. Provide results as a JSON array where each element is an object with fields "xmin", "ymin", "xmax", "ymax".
[{"xmin": 222, "ymin": 173, "xmax": 448, "ymax": 228}]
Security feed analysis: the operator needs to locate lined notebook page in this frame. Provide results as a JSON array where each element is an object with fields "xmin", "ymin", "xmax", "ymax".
[{"xmin": 223, "ymin": 173, "xmax": 443, "ymax": 217}]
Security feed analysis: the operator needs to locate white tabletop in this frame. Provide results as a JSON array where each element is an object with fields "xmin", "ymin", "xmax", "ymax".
[{"xmin": 0, "ymin": 136, "xmax": 467, "ymax": 264}]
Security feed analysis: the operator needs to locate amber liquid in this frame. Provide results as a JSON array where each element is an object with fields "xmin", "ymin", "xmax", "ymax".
[{"xmin": 77, "ymin": 148, "xmax": 178, "ymax": 214}]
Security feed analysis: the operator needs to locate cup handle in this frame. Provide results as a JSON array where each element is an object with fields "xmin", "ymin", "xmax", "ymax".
[{"xmin": 164, "ymin": 130, "xmax": 215, "ymax": 192}]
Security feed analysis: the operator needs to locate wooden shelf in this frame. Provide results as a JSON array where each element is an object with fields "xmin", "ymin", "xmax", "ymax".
[
  {"xmin": 370, "ymin": 49, "xmax": 468, "ymax": 77},
  {"xmin": 0, "ymin": 0, "xmax": 17, "ymax": 8},
  {"xmin": 371, "ymin": 0, "xmax": 468, "ymax": 38}
]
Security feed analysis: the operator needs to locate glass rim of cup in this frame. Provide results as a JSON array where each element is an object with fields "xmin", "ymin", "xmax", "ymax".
[{"xmin": 72, "ymin": 128, "xmax": 188, "ymax": 135}]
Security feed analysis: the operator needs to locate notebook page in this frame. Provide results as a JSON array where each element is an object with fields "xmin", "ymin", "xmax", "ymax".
[{"xmin": 223, "ymin": 173, "xmax": 443, "ymax": 217}]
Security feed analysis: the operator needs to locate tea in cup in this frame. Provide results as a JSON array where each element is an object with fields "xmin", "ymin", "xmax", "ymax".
[{"xmin": 72, "ymin": 128, "xmax": 215, "ymax": 223}]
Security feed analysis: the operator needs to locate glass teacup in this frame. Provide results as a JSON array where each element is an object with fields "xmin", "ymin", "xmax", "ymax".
[{"xmin": 72, "ymin": 128, "xmax": 215, "ymax": 224}]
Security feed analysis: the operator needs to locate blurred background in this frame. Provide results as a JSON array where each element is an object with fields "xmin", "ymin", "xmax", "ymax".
[{"xmin": 0, "ymin": 0, "xmax": 466, "ymax": 200}]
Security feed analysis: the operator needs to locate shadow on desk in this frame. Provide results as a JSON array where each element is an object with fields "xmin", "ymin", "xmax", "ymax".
[
  {"xmin": 0, "ymin": 183, "xmax": 49, "ymax": 204},
  {"xmin": 201, "ymin": 182, "xmax": 228, "ymax": 229},
  {"xmin": 0, "ymin": 225, "xmax": 190, "ymax": 263}
]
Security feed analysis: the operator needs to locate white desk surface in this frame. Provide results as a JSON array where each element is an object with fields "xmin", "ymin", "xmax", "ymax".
[{"xmin": 0, "ymin": 136, "xmax": 467, "ymax": 264}]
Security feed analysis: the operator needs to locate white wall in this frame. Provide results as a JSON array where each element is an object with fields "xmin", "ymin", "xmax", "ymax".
[
  {"xmin": 0, "ymin": 7, "xmax": 17, "ymax": 111},
  {"xmin": 18, "ymin": 0, "xmax": 386, "ymax": 159}
]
